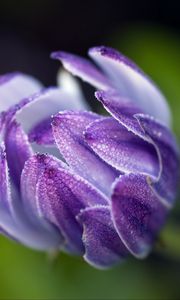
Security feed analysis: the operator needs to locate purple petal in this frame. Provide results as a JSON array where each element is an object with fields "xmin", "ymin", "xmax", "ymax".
[
  {"xmin": 77, "ymin": 205, "xmax": 128, "ymax": 269},
  {"xmin": 85, "ymin": 117, "xmax": 159, "ymax": 178},
  {"xmin": 28, "ymin": 118, "xmax": 54, "ymax": 145},
  {"xmin": 0, "ymin": 145, "xmax": 21, "ymax": 239},
  {"xmin": 0, "ymin": 147, "xmax": 62, "ymax": 250},
  {"xmin": 1, "ymin": 86, "xmax": 89, "ymax": 138},
  {"xmin": 111, "ymin": 173, "xmax": 169, "ymax": 258},
  {"xmin": 16, "ymin": 87, "xmax": 90, "ymax": 133},
  {"xmin": 51, "ymin": 51, "xmax": 111, "ymax": 90},
  {"xmin": 52, "ymin": 111, "xmax": 119, "ymax": 196},
  {"xmin": 21, "ymin": 153, "xmax": 66, "ymax": 220},
  {"xmin": 95, "ymin": 90, "xmax": 145, "ymax": 137},
  {"xmin": 1, "ymin": 86, "xmax": 90, "ymax": 159},
  {"xmin": 0, "ymin": 144, "xmax": 12, "ymax": 210},
  {"xmin": 0, "ymin": 203, "xmax": 62, "ymax": 250},
  {"xmin": 89, "ymin": 46, "xmax": 171, "ymax": 126},
  {"xmin": 136, "ymin": 114, "xmax": 179, "ymax": 206},
  {"xmin": 36, "ymin": 154, "xmax": 108, "ymax": 254},
  {"xmin": 95, "ymin": 91, "xmax": 179, "ymax": 206},
  {"xmin": 5, "ymin": 120, "xmax": 33, "ymax": 189},
  {"xmin": 0, "ymin": 72, "xmax": 42, "ymax": 113}
]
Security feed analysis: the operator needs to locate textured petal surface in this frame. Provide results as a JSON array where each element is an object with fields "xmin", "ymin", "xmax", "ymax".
[
  {"xmin": 0, "ymin": 145, "xmax": 19, "ymax": 239},
  {"xmin": 52, "ymin": 111, "xmax": 119, "ymax": 196},
  {"xmin": 111, "ymin": 174, "xmax": 169, "ymax": 258},
  {"xmin": 5, "ymin": 120, "xmax": 33, "ymax": 189},
  {"xmin": 136, "ymin": 114, "xmax": 179, "ymax": 206},
  {"xmin": 89, "ymin": 46, "xmax": 171, "ymax": 126},
  {"xmin": 0, "ymin": 72, "xmax": 42, "ymax": 112},
  {"xmin": 28, "ymin": 118, "xmax": 54, "ymax": 145},
  {"xmin": 0, "ymin": 46, "xmax": 178, "ymax": 265},
  {"xmin": 0, "ymin": 147, "xmax": 62, "ymax": 250},
  {"xmin": 95, "ymin": 90, "xmax": 145, "ymax": 137},
  {"xmin": 51, "ymin": 51, "xmax": 111, "ymax": 90},
  {"xmin": 36, "ymin": 154, "xmax": 108, "ymax": 254},
  {"xmin": 85, "ymin": 117, "xmax": 159, "ymax": 177},
  {"xmin": 78, "ymin": 205, "xmax": 128, "ymax": 269},
  {"xmin": 0, "ymin": 144, "xmax": 11, "ymax": 210},
  {"xmin": 21, "ymin": 154, "xmax": 66, "ymax": 220},
  {"xmin": 95, "ymin": 90, "xmax": 179, "ymax": 207}
]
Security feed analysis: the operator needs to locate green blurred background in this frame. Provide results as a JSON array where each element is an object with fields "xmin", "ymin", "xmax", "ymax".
[{"xmin": 0, "ymin": 1, "xmax": 180, "ymax": 299}]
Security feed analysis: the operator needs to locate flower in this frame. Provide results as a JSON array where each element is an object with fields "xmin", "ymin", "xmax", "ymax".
[{"xmin": 0, "ymin": 46, "xmax": 179, "ymax": 269}]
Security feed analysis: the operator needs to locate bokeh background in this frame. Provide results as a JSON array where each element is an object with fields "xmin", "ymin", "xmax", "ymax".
[{"xmin": 0, "ymin": 0, "xmax": 180, "ymax": 299}]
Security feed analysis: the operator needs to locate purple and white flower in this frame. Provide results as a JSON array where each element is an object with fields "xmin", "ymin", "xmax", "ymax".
[{"xmin": 0, "ymin": 46, "xmax": 179, "ymax": 269}]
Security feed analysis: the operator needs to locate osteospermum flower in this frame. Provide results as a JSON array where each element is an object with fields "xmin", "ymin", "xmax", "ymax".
[{"xmin": 0, "ymin": 46, "xmax": 179, "ymax": 269}]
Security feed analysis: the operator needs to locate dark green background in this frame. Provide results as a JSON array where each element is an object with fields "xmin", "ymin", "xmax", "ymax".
[{"xmin": 0, "ymin": 235, "xmax": 179, "ymax": 299}]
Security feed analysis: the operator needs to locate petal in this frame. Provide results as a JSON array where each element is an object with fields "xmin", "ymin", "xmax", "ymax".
[
  {"xmin": 136, "ymin": 114, "xmax": 179, "ymax": 206},
  {"xmin": 16, "ymin": 87, "xmax": 90, "ymax": 133},
  {"xmin": 21, "ymin": 153, "xmax": 66, "ymax": 221},
  {"xmin": 4, "ymin": 86, "xmax": 92, "ymax": 158},
  {"xmin": 95, "ymin": 90, "xmax": 144, "ymax": 137},
  {"xmin": 111, "ymin": 173, "xmax": 169, "ymax": 258},
  {"xmin": 85, "ymin": 117, "xmax": 159, "ymax": 178},
  {"xmin": 28, "ymin": 118, "xmax": 54, "ymax": 145},
  {"xmin": 51, "ymin": 51, "xmax": 111, "ymax": 90},
  {"xmin": 0, "ymin": 144, "xmax": 11, "ymax": 210},
  {"xmin": 0, "ymin": 72, "xmax": 42, "ymax": 112},
  {"xmin": 0, "ymin": 145, "xmax": 19, "ymax": 238},
  {"xmin": 77, "ymin": 205, "xmax": 128, "ymax": 269},
  {"xmin": 2, "ymin": 86, "xmax": 89, "ymax": 136},
  {"xmin": 5, "ymin": 120, "xmax": 33, "ymax": 189},
  {"xmin": 52, "ymin": 111, "xmax": 119, "ymax": 196},
  {"xmin": 0, "ymin": 203, "xmax": 62, "ymax": 250},
  {"xmin": 57, "ymin": 69, "xmax": 90, "ymax": 110},
  {"xmin": 36, "ymin": 154, "xmax": 108, "ymax": 254},
  {"xmin": 95, "ymin": 91, "xmax": 179, "ymax": 207},
  {"xmin": 89, "ymin": 46, "xmax": 171, "ymax": 126},
  {"xmin": 0, "ymin": 147, "xmax": 62, "ymax": 250}
]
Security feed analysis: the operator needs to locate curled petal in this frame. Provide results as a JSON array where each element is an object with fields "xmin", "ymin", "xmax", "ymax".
[
  {"xmin": 52, "ymin": 111, "xmax": 119, "ymax": 196},
  {"xmin": 0, "ymin": 147, "xmax": 62, "ymax": 250},
  {"xmin": 0, "ymin": 203, "xmax": 62, "ymax": 250},
  {"xmin": 51, "ymin": 51, "xmax": 111, "ymax": 90},
  {"xmin": 36, "ymin": 154, "xmax": 108, "ymax": 254},
  {"xmin": 136, "ymin": 114, "xmax": 179, "ymax": 206},
  {"xmin": 2, "ymin": 86, "xmax": 89, "ymax": 138},
  {"xmin": 21, "ymin": 153, "xmax": 66, "ymax": 220},
  {"xmin": 0, "ymin": 145, "xmax": 19, "ymax": 239},
  {"xmin": 95, "ymin": 90, "xmax": 145, "ymax": 136},
  {"xmin": 77, "ymin": 205, "xmax": 128, "ymax": 269},
  {"xmin": 89, "ymin": 46, "xmax": 171, "ymax": 126},
  {"xmin": 85, "ymin": 117, "xmax": 158, "ymax": 178},
  {"xmin": 25, "ymin": 86, "xmax": 91, "ymax": 154},
  {"xmin": 111, "ymin": 173, "xmax": 169, "ymax": 258},
  {"xmin": 5, "ymin": 120, "xmax": 33, "ymax": 189},
  {"xmin": 0, "ymin": 144, "xmax": 12, "ymax": 210},
  {"xmin": 16, "ymin": 87, "xmax": 90, "ymax": 133},
  {"xmin": 96, "ymin": 91, "xmax": 179, "ymax": 207}
]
